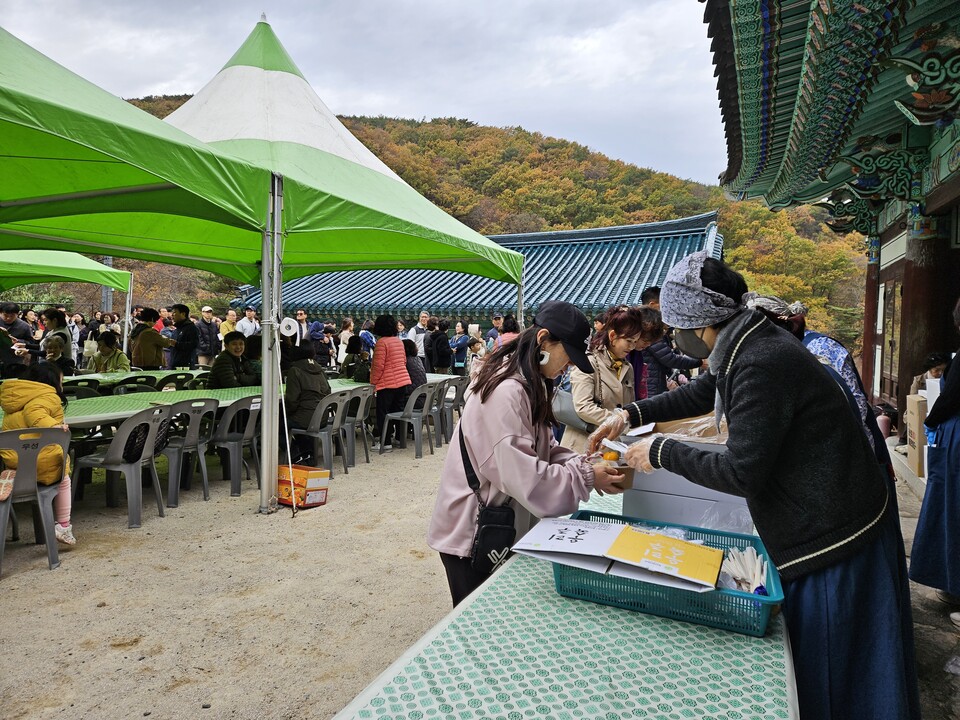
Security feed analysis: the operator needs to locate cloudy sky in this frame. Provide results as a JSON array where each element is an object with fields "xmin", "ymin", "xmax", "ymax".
[{"xmin": 2, "ymin": 0, "xmax": 728, "ymax": 184}]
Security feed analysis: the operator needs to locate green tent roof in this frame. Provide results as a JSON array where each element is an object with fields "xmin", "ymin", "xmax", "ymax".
[
  {"xmin": 0, "ymin": 24, "xmax": 523, "ymax": 286},
  {"xmin": 0, "ymin": 249, "xmax": 131, "ymax": 293},
  {"xmin": 163, "ymin": 20, "xmax": 524, "ymax": 284}
]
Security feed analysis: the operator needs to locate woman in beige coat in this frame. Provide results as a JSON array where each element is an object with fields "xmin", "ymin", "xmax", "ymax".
[{"xmin": 560, "ymin": 305, "xmax": 664, "ymax": 452}]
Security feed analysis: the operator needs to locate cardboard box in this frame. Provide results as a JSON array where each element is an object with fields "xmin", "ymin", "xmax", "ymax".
[
  {"xmin": 277, "ymin": 465, "xmax": 330, "ymax": 508},
  {"xmin": 621, "ymin": 415, "xmax": 752, "ymax": 533},
  {"xmin": 905, "ymin": 394, "xmax": 928, "ymax": 478}
]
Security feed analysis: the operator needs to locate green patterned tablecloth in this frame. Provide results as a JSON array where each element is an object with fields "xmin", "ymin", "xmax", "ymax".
[
  {"xmin": 0, "ymin": 380, "xmax": 367, "ymax": 427},
  {"xmin": 335, "ymin": 555, "xmax": 797, "ymax": 719}
]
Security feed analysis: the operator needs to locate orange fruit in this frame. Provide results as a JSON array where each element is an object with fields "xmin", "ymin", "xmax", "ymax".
[{"xmin": 602, "ymin": 450, "xmax": 620, "ymax": 462}]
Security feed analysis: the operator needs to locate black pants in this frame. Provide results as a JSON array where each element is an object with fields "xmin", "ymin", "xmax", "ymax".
[
  {"xmin": 439, "ymin": 552, "xmax": 490, "ymax": 607},
  {"xmin": 375, "ymin": 387, "xmax": 406, "ymax": 442}
]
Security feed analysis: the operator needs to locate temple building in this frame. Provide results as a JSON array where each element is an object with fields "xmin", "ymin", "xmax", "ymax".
[
  {"xmin": 702, "ymin": 0, "xmax": 960, "ymax": 417},
  {"xmin": 239, "ymin": 212, "xmax": 722, "ymax": 323}
]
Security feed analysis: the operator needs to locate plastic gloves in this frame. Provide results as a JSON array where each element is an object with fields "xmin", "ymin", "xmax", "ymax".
[
  {"xmin": 587, "ymin": 409, "xmax": 628, "ymax": 453},
  {"xmin": 624, "ymin": 435, "xmax": 659, "ymax": 474}
]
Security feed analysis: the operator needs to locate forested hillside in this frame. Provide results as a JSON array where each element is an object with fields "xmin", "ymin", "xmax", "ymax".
[{"xmin": 52, "ymin": 97, "xmax": 866, "ymax": 351}]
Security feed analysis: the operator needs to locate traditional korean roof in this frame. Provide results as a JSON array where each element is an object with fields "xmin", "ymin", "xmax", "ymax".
[
  {"xmin": 705, "ymin": 0, "xmax": 960, "ymax": 218},
  {"xmin": 237, "ymin": 212, "xmax": 722, "ymax": 319}
]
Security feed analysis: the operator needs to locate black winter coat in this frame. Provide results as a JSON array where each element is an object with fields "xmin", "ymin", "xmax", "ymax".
[
  {"xmin": 196, "ymin": 318, "xmax": 221, "ymax": 356},
  {"xmin": 641, "ymin": 336, "xmax": 701, "ymax": 397},
  {"xmin": 628, "ymin": 311, "xmax": 888, "ymax": 582}
]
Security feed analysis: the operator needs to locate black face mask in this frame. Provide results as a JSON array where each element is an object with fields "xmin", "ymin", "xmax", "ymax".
[{"xmin": 674, "ymin": 328, "xmax": 711, "ymax": 359}]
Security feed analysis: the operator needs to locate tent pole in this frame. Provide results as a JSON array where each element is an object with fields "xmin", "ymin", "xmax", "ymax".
[
  {"xmin": 259, "ymin": 173, "xmax": 283, "ymax": 514},
  {"xmin": 122, "ymin": 274, "xmax": 133, "ymax": 353},
  {"xmin": 516, "ymin": 260, "xmax": 525, "ymax": 328}
]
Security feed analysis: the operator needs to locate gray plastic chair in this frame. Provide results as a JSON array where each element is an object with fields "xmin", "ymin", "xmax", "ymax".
[
  {"xmin": 110, "ymin": 375, "xmax": 157, "ymax": 394},
  {"xmin": 442, "ymin": 376, "xmax": 470, "ymax": 443},
  {"xmin": 63, "ymin": 377, "xmax": 100, "ymax": 392},
  {"xmin": 63, "ymin": 385, "xmax": 100, "ymax": 400},
  {"xmin": 73, "ymin": 405, "xmax": 169, "ymax": 528},
  {"xmin": 382, "ymin": 384, "xmax": 435, "ymax": 459},
  {"xmin": 427, "ymin": 378, "xmax": 450, "ymax": 448},
  {"xmin": 290, "ymin": 390, "xmax": 351, "ymax": 478},
  {"xmin": 155, "ymin": 372, "xmax": 194, "ymax": 391},
  {"xmin": 211, "ymin": 396, "xmax": 262, "ymax": 496},
  {"xmin": 185, "ymin": 377, "xmax": 208, "ymax": 390},
  {"xmin": 161, "ymin": 398, "xmax": 219, "ymax": 508},
  {"xmin": 343, "ymin": 385, "xmax": 375, "ymax": 466},
  {"xmin": 0, "ymin": 428, "xmax": 71, "ymax": 575}
]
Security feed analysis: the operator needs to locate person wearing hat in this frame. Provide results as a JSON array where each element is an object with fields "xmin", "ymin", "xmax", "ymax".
[
  {"xmin": 236, "ymin": 306, "xmax": 260, "ymax": 338},
  {"xmin": 427, "ymin": 300, "xmax": 626, "ymax": 607},
  {"xmin": 196, "ymin": 306, "xmax": 221, "ymax": 367},
  {"xmin": 484, "ymin": 312, "xmax": 504, "ymax": 352},
  {"xmin": 589, "ymin": 252, "xmax": 919, "ymax": 720}
]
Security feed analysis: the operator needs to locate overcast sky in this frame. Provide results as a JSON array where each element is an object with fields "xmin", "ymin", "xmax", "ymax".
[{"xmin": 3, "ymin": 0, "xmax": 728, "ymax": 185}]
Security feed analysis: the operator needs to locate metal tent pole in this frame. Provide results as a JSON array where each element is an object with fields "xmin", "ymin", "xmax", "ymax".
[
  {"xmin": 122, "ymin": 274, "xmax": 133, "ymax": 353},
  {"xmin": 259, "ymin": 173, "xmax": 283, "ymax": 514},
  {"xmin": 516, "ymin": 260, "xmax": 525, "ymax": 328}
]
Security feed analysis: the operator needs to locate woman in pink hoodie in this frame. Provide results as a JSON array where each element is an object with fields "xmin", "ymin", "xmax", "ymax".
[{"xmin": 427, "ymin": 301, "xmax": 625, "ymax": 606}]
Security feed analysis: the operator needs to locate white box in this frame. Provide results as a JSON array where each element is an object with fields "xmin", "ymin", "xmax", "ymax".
[{"xmin": 621, "ymin": 440, "xmax": 753, "ymax": 533}]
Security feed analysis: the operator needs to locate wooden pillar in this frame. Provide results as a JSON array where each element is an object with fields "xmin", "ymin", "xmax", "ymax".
[
  {"xmin": 861, "ymin": 236, "xmax": 879, "ymax": 402},
  {"xmin": 897, "ymin": 209, "xmax": 955, "ymax": 418}
]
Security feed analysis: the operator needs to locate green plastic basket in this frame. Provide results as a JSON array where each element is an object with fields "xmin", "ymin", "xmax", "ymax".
[{"xmin": 554, "ymin": 510, "xmax": 784, "ymax": 637}]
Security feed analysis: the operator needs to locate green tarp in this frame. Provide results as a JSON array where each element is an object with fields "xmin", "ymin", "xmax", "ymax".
[
  {"xmin": 0, "ymin": 25, "xmax": 523, "ymax": 286},
  {"xmin": 0, "ymin": 249, "xmax": 131, "ymax": 293}
]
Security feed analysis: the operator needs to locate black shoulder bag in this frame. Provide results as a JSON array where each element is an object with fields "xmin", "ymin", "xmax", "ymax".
[{"xmin": 459, "ymin": 426, "xmax": 516, "ymax": 574}]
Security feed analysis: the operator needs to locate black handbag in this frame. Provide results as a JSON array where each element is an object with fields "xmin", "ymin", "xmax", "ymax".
[{"xmin": 459, "ymin": 427, "xmax": 515, "ymax": 574}]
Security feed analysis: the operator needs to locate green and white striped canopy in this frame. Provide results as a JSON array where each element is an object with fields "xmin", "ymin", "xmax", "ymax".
[{"xmin": 0, "ymin": 22, "xmax": 523, "ymax": 286}]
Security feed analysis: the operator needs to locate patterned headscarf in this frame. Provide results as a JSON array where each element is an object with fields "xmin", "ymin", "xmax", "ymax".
[
  {"xmin": 659, "ymin": 251, "xmax": 744, "ymax": 329},
  {"xmin": 743, "ymin": 292, "xmax": 790, "ymax": 317}
]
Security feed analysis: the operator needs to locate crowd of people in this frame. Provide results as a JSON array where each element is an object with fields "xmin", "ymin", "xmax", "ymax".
[
  {"xmin": 3, "ymin": 257, "xmax": 959, "ymax": 718},
  {"xmin": 423, "ymin": 250, "xmax": 960, "ymax": 720}
]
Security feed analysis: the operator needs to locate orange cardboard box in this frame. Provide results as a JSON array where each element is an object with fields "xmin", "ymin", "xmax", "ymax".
[{"xmin": 277, "ymin": 464, "xmax": 330, "ymax": 508}]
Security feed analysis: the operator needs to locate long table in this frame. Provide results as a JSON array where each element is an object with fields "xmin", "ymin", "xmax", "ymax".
[
  {"xmin": 334, "ymin": 493, "xmax": 799, "ymax": 720},
  {"xmin": 0, "ymin": 379, "xmax": 366, "ymax": 427}
]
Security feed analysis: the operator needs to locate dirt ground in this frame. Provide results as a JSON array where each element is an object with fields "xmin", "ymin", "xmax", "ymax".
[{"xmin": 0, "ymin": 441, "xmax": 454, "ymax": 719}]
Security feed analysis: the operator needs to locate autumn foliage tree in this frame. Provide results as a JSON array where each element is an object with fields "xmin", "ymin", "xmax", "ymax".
[{"xmin": 32, "ymin": 98, "xmax": 867, "ymax": 354}]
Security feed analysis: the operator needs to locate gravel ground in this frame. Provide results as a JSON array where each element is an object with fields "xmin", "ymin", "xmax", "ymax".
[{"xmin": 0, "ymin": 442, "xmax": 453, "ymax": 719}]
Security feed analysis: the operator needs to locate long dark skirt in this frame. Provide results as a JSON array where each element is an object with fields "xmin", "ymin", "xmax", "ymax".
[
  {"xmin": 781, "ymin": 505, "xmax": 920, "ymax": 720},
  {"xmin": 910, "ymin": 412, "xmax": 960, "ymax": 594}
]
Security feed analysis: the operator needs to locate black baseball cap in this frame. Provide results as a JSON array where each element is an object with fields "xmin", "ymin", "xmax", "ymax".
[
  {"xmin": 534, "ymin": 300, "xmax": 593, "ymax": 373},
  {"xmin": 492, "ymin": 312, "xmax": 503, "ymax": 319}
]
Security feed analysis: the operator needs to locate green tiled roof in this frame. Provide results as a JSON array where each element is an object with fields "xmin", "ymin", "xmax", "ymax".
[
  {"xmin": 236, "ymin": 212, "xmax": 722, "ymax": 319},
  {"xmin": 706, "ymin": 0, "xmax": 960, "ymax": 209}
]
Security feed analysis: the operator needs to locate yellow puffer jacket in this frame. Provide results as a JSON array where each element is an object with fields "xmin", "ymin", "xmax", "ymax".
[{"xmin": 0, "ymin": 379, "xmax": 70, "ymax": 485}]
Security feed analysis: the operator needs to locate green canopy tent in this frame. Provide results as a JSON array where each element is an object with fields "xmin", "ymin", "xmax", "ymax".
[
  {"xmin": 0, "ymin": 249, "xmax": 133, "ymax": 350},
  {"xmin": 0, "ymin": 249, "xmax": 131, "ymax": 293},
  {"xmin": 0, "ymin": 24, "xmax": 523, "ymax": 512}
]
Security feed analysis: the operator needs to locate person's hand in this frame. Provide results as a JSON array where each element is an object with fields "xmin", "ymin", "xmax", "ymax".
[
  {"xmin": 624, "ymin": 435, "xmax": 658, "ymax": 474},
  {"xmin": 587, "ymin": 409, "xmax": 628, "ymax": 453},
  {"xmin": 592, "ymin": 463, "xmax": 625, "ymax": 495},
  {"xmin": 59, "ymin": 423, "xmax": 70, "ymax": 432},
  {"xmin": 666, "ymin": 378, "xmax": 679, "ymax": 391}
]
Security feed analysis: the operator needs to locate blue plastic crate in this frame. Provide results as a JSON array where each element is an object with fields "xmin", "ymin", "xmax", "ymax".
[{"xmin": 554, "ymin": 510, "xmax": 784, "ymax": 637}]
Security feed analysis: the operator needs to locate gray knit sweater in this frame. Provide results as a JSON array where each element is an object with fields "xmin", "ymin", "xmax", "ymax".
[{"xmin": 625, "ymin": 310, "xmax": 888, "ymax": 582}]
